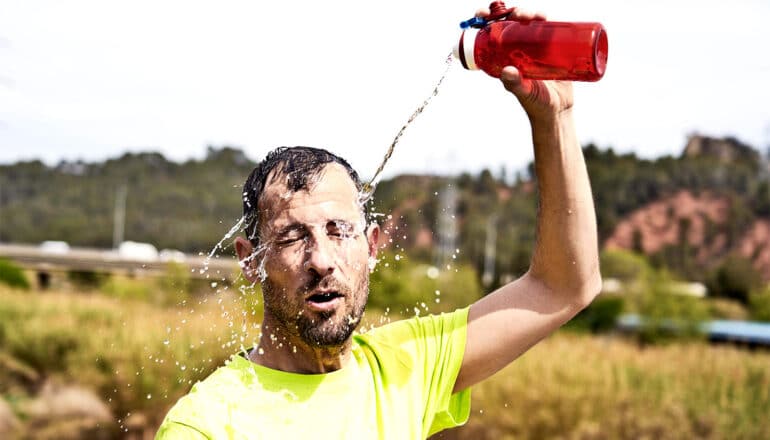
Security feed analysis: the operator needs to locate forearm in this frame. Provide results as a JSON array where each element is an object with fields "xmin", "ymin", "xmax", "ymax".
[{"xmin": 527, "ymin": 109, "xmax": 600, "ymax": 304}]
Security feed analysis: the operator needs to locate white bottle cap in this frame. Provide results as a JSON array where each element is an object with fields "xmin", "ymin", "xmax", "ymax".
[{"xmin": 453, "ymin": 28, "xmax": 479, "ymax": 71}]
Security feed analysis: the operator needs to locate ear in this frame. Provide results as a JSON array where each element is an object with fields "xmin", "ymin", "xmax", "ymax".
[
  {"xmin": 234, "ymin": 236, "xmax": 260, "ymax": 284},
  {"xmin": 366, "ymin": 223, "xmax": 380, "ymax": 261}
]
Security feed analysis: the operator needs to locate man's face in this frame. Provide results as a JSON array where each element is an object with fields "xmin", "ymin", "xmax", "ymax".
[{"xmin": 254, "ymin": 163, "xmax": 377, "ymax": 347}]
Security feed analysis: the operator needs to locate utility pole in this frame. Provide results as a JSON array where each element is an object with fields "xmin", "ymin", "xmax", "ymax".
[
  {"xmin": 482, "ymin": 214, "xmax": 498, "ymax": 288},
  {"xmin": 113, "ymin": 184, "xmax": 127, "ymax": 249},
  {"xmin": 434, "ymin": 180, "xmax": 458, "ymax": 268}
]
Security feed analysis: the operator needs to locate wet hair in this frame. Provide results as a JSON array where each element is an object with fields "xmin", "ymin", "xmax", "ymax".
[{"xmin": 242, "ymin": 146, "xmax": 363, "ymax": 246}]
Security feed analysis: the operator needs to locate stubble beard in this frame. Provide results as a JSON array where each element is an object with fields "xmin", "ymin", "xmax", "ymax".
[{"xmin": 262, "ymin": 272, "xmax": 369, "ymax": 348}]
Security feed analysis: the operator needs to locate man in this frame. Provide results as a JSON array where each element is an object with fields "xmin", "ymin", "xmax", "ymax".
[{"xmin": 157, "ymin": 7, "xmax": 601, "ymax": 439}]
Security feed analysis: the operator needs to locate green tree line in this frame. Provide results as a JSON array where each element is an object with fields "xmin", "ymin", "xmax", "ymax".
[{"xmin": 1, "ymin": 137, "xmax": 769, "ymax": 286}]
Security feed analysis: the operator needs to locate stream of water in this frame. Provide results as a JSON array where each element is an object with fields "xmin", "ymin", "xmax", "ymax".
[{"xmin": 359, "ymin": 53, "xmax": 455, "ymax": 203}]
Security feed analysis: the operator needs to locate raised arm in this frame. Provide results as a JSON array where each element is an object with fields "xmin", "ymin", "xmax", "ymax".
[{"xmin": 453, "ymin": 9, "xmax": 602, "ymax": 392}]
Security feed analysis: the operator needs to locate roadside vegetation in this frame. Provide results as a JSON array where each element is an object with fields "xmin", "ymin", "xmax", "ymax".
[
  {"xmin": 2, "ymin": 250, "xmax": 769, "ymax": 439},
  {"xmin": 3, "ymin": 138, "xmax": 770, "ymax": 437}
]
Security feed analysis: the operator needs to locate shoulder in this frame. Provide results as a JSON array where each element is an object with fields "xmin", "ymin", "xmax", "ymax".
[
  {"xmin": 359, "ymin": 307, "xmax": 470, "ymax": 345},
  {"xmin": 354, "ymin": 308, "xmax": 472, "ymax": 437},
  {"xmin": 352, "ymin": 307, "xmax": 470, "ymax": 368},
  {"xmin": 160, "ymin": 357, "xmax": 252, "ymax": 433}
]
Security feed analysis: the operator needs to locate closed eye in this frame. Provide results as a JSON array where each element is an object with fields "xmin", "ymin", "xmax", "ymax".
[
  {"xmin": 327, "ymin": 220, "xmax": 356, "ymax": 239},
  {"xmin": 274, "ymin": 224, "xmax": 308, "ymax": 246},
  {"xmin": 276, "ymin": 236, "xmax": 304, "ymax": 246}
]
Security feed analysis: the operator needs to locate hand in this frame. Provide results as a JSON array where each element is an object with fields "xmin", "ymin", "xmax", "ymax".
[{"xmin": 476, "ymin": 7, "xmax": 575, "ymax": 121}]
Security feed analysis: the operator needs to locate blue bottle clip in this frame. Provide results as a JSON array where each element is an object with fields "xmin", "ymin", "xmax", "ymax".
[{"xmin": 459, "ymin": 17, "xmax": 487, "ymax": 29}]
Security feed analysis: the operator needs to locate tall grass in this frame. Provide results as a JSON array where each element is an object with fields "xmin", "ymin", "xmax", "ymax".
[
  {"xmin": 0, "ymin": 285, "xmax": 261, "ymax": 430},
  {"xmin": 2, "ymin": 286, "xmax": 769, "ymax": 438},
  {"xmin": 451, "ymin": 333, "xmax": 770, "ymax": 439}
]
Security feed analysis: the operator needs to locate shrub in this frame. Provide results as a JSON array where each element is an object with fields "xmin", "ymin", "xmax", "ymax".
[
  {"xmin": 635, "ymin": 274, "xmax": 710, "ymax": 344},
  {"xmin": 67, "ymin": 270, "xmax": 107, "ymax": 289},
  {"xmin": 600, "ymin": 249, "xmax": 653, "ymax": 283},
  {"xmin": 368, "ymin": 252, "xmax": 483, "ymax": 315},
  {"xmin": 708, "ymin": 298, "xmax": 749, "ymax": 320},
  {"xmin": 0, "ymin": 258, "xmax": 29, "ymax": 290},
  {"xmin": 749, "ymin": 287, "xmax": 770, "ymax": 322},
  {"xmin": 706, "ymin": 256, "xmax": 762, "ymax": 303},
  {"xmin": 100, "ymin": 276, "xmax": 153, "ymax": 302},
  {"xmin": 567, "ymin": 295, "xmax": 625, "ymax": 333},
  {"xmin": 101, "ymin": 263, "xmax": 201, "ymax": 306},
  {"xmin": 157, "ymin": 262, "xmax": 192, "ymax": 306}
]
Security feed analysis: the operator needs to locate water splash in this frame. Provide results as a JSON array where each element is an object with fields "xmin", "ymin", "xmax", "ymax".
[
  {"xmin": 146, "ymin": 56, "xmax": 459, "ymax": 408},
  {"xmin": 359, "ymin": 53, "xmax": 456, "ymax": 204},
  {"xmin": 201, "ymin": 215, "xmax": 248, "ymax": 274}
]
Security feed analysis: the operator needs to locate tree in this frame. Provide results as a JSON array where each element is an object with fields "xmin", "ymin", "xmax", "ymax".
[{"xmin": 706, "ymin": 256, "xmax": 762, "ymax": 304}]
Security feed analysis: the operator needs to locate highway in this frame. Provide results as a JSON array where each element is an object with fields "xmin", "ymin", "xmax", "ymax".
[{"xmin": 0, "ymin": 243, "xmax": 240, "ymax": 282}]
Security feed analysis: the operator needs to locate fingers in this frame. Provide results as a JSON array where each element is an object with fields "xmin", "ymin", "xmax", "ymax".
[
  {"xmin": 474, "ymin": 7, "xmax": 546, "ymax": 21},
  {"xmin": 500, "ymin": 66, "xmax": 533, "ymax": 97},
  {"xmin": 509, "ymin": 8, "xmax": 547, "ymax": 21}
]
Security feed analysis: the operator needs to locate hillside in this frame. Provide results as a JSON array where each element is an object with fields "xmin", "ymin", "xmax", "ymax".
[
  {"xmin": 605, "ymin": 190, "xmax": 770, "ymax": 281},
  {"xmin": 0, "ymin": 147, "xmax": 254, "ymax": 252},
  {"xmin": 1, "ymin": 135, "xmax": 769, "ymax": 286}
]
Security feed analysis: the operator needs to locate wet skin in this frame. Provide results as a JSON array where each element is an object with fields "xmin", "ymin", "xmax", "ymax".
[{"xmin": 235, "ymin": 163, "xmax": 379, "ymax": 373}]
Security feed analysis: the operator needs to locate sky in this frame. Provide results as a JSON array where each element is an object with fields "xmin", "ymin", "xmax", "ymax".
[{"xmin": 1, "ymin": 0, "xmax": 769, "ymax": 179}]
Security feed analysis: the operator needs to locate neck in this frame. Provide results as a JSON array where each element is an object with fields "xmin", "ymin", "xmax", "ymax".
[{"xmin": 248, "ymin": 314, "xmax": 352, "ymax": 374}]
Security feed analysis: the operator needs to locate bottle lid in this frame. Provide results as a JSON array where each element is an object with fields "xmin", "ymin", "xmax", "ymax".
[
  {"xmin": 454, "ymin": 28, "xmax": 479, "ymax": 71},
  {"xmin": 459, "ymin": 17, "xmax": 487, "ymax": 29}
]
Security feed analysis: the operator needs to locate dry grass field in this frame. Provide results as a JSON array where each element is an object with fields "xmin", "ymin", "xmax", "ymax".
[{"xmin": 1, "ymin": 287, "xmax": 768, "ymax": 439}]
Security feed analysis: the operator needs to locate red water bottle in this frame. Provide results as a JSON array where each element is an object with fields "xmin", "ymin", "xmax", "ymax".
[{"xmin": 454, "ymin": 1, "xmax": 608, "ymax": 81}]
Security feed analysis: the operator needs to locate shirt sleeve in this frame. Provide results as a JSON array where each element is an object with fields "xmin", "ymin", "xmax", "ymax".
[
  {"xmin": 414, "ymin": 307, "xmax": 472, "ymax": 437},
  {"xmin": 155, "ymin": 420, "xmax": 210, "ymax": 440},
  {"xmin": 367, "ymin": 307, "xmax": 472, "ymax": 437}
]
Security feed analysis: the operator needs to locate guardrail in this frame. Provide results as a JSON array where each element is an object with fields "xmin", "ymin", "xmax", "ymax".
[{"xmin": 0, "ymin": 243, "xmax": 239, "ymax": 282}]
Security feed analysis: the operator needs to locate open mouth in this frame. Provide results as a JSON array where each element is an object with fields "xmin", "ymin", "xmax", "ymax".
[{"xmin": 306, "ymin": 291, "xmax": 343, "ymax": 304}]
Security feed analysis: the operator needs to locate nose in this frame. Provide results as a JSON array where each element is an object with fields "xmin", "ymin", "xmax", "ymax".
[{"xmin": 304, "ymin": 236, "xmax": 336, "ymax": 277}]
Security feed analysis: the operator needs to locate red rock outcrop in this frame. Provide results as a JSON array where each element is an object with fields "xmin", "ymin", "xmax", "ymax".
[{"xmin": 605, "ymin": 190, "xmax": 770, "ymax": 280}]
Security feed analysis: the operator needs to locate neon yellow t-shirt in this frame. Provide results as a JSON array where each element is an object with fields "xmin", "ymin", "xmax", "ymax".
[{"xmin": 156, "ymin": 308, "xmax": 470, "ymax": 440}]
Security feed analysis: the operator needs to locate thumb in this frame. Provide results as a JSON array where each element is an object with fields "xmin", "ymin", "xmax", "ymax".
[
  {"xmin": 500, "ymin": 66, "xmax": 542, "ymax": 110},
  {"xmin": 500, "ymin": 66, "xmax": 533, "ymax": 99},
  {"xmin": 500, "ymin": 66, "xmax": 533, "ymax": 98}
]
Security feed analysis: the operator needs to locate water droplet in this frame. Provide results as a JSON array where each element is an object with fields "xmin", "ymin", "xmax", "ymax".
[{"xmin": 362, "ymin": 52, "xmax": 454, "ymax": 198}]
